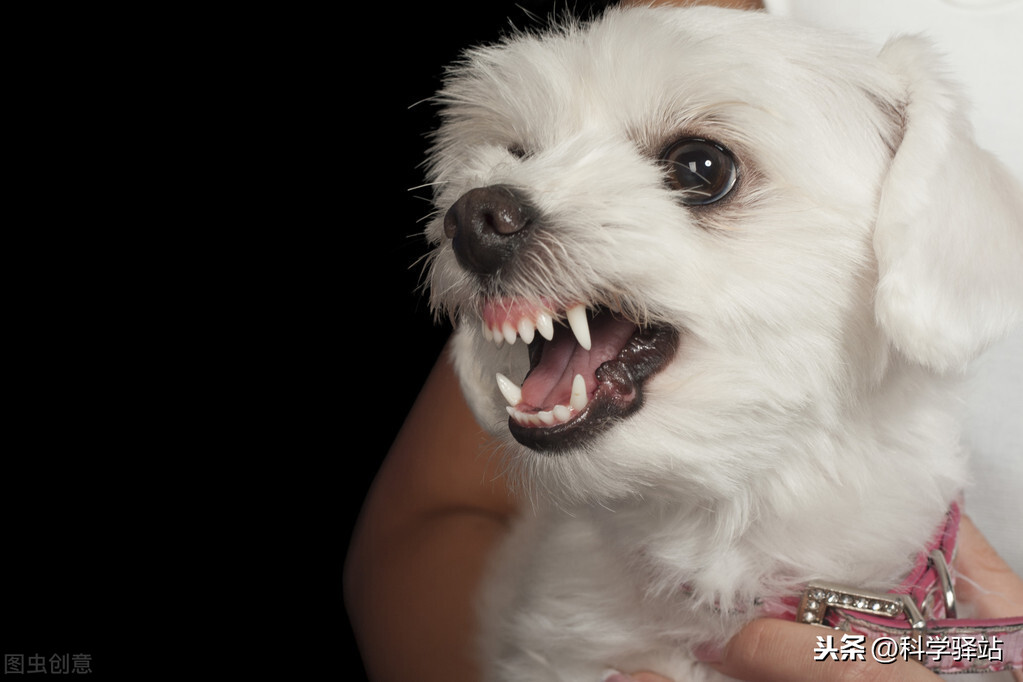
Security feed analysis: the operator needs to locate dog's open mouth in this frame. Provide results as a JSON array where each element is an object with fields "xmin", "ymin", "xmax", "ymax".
[{"xmin": 481, "ymin": 300, "xmax": 680, "ymax": 453}]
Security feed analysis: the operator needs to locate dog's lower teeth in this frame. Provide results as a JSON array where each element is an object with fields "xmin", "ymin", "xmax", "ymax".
[
  {"xmin": 496, "ymin": 372, "xmax": 522, "ymax": 407},
  {"xmin": 500, "ymin": 372, "xmax": 589, "ymax": 428},
  {"xmin": 570, "ymin": 373, "xmax": 587, "ymax": 412},
  {"xmin": 507, "ymin": 404, "xmax": 580, "ymax": 427}
]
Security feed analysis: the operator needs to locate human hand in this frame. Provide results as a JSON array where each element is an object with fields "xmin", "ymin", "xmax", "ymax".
[{"xmin": 615, "ymin": 515, "xmax": 1023, "ymax": 682}]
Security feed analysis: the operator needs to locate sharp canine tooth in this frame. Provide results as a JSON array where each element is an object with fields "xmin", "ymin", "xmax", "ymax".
[
  {"xmin": 517, "ymin": 318, "xmax": 535, "ymax": 344},
  {"xmin": 566, "ymin": 305, "xmax": 591, "ymax": 350},
  {"xmin": 502, "ymin": 321, "xmax": 517, "ymax": 345},
  {"xmin": 570, "ymin": 373, "xmax": 587, "ymax": 411},
  {"xmin": 496, "ymin": 373, "xmax": 522, "ymax": 407},
  {"xmin": 536, "ymin": 311, "xmax": 555, "ymax": 341}
]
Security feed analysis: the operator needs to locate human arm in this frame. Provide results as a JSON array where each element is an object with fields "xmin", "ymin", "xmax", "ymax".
[{"xmin": 345, "ymin": 347, "xmax": 517, "ymax": 681}]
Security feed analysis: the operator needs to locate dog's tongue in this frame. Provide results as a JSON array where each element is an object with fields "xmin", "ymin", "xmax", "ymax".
[{"xmin": 521, "ymin": 314, "xmax": 638, "ymax": 410}]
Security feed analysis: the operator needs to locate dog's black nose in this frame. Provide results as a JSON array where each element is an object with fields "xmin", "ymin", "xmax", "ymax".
[{"xmin": 443, "ymin": 185, "xmax": 535, "ymax": 275}]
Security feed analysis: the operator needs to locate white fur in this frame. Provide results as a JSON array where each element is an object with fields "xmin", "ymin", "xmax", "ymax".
[{"xmin": 422, "ymin": 7, "xmax": 1023, "ymax": 681}]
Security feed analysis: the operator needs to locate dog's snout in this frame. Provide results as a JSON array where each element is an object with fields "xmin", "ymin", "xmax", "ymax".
[{"xmin": 443, "ymin": 185, "xmax": 535, "ymax": 275}]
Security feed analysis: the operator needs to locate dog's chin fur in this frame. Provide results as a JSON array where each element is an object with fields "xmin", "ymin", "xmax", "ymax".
[{"xmin": 422, "ymin": 6, "xmax": 1023, "ymax": 681}]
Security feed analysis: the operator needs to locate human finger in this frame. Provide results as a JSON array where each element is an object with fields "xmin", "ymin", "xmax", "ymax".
[
  {"xmin": 955, "ymin": 515, "xmax": 1023, "ymax": 682},
  {"xmin": 701, "ymin": 617, "xmax": 938, "ymax": 681},
  {"xmin": 955, "ymin": 514, "xmax": 1023, "ymax": 618},
  {"xmin": 604, "ymin": 672, "xmax": 673, "ymax": 682}
]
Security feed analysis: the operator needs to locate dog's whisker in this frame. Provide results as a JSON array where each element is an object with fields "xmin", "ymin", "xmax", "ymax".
[
  {"xmin": 415, "ymin": 207, "xmax": 444, "ymax": 225},
  {"xmin": 408, "ymin": 181, "xmax": 444, "ymax": 193}
]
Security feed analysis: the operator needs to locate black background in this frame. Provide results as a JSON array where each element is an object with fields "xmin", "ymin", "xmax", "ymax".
[{"xmin": 0, "ymin": 1, "xmax": 618, "ymax": 679}]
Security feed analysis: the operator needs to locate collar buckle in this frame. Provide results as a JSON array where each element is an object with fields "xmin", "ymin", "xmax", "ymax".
[
  {"xmin": 928, "ymin": 548, "xmax": 956, "ymax": 619},
  {"xmin": 797, "ymin": 582, "xmax": 927, "ymax": 631},
  {"xmin": 796, "ymin": 545, "xmax": 958, "ymax": 631}
]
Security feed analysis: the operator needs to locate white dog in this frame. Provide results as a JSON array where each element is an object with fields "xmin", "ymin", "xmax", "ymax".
[{"xmin": 422, "ymin": 6, "xmax": 1023, "ymax": 680}]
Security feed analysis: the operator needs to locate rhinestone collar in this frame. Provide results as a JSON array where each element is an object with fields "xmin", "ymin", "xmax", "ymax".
[{"xmin": 789, "ymin": 500, "xmax": 1023, "ymax": 675}]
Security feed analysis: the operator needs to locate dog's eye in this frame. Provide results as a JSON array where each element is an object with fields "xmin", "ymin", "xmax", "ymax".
[{"xmin": 662, "ymin": 139, "xmax": 737, "ymax": 205}]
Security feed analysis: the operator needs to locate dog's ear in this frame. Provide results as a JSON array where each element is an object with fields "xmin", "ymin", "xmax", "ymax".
[{"xmin": 873, "ymin": 36, "xmax": 1023, "ymax": 373}]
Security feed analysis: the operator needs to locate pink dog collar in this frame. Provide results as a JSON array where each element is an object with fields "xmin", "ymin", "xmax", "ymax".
[{"xmin": 792, "ymin": 501, "xmax": 1023, "ymax": 674}]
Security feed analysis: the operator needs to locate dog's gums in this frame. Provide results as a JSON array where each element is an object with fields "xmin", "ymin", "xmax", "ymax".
[{"xmin": 482, "ymin": 300, "xmax": 680, "ymax": 453}]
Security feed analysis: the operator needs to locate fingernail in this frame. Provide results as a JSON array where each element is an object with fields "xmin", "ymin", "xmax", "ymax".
[{"xmin": 693, "ymin": 641, "xmax": 724, "ymax": 663}]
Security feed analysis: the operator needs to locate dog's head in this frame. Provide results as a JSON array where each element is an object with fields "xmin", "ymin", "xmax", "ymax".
[{"xmin": 421, "ymin": 7, "xmax": 1023, "ymax": 503}]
